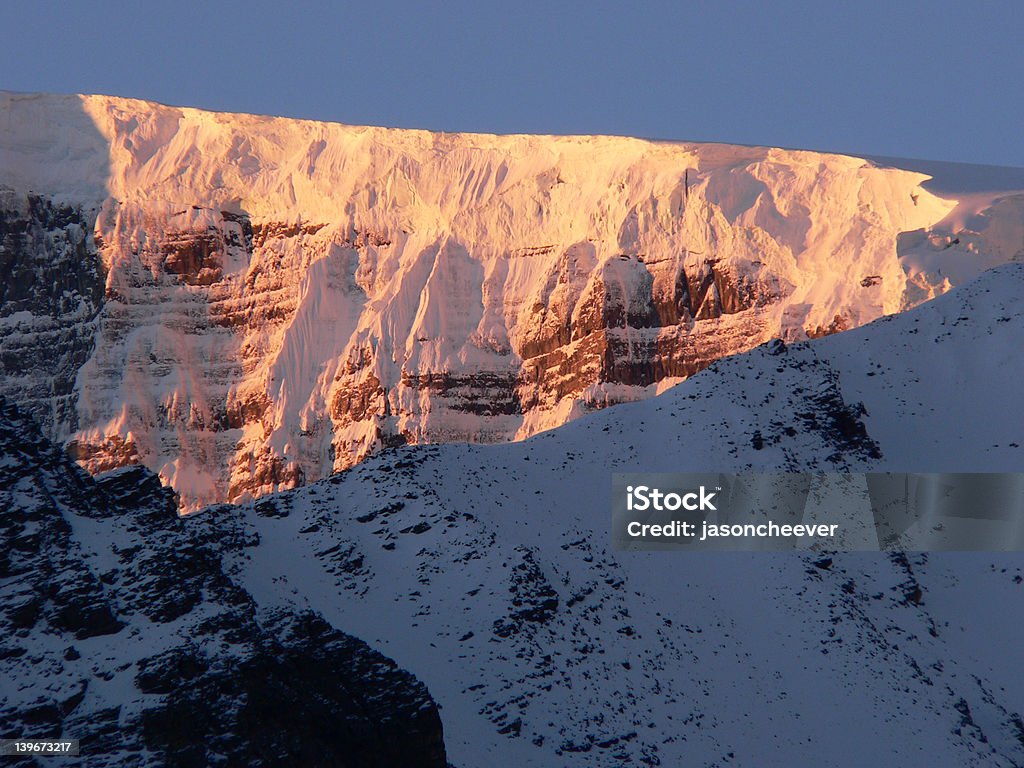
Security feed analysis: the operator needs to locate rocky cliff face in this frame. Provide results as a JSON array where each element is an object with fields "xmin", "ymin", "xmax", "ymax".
[
  {"xmin": 0, "ymin": 191, "xmax": 104, "ymax": 438},
  {"xmin": 2, "ymin": 92, "xmax": 1022, "ymax": 509},
  {"xmin": 4, "ymin": 263, "xmax": 1024, "ymax": 766},
  {"xmin": 0, "ymin": 399, "xmax": 447, "ymax": 767}
]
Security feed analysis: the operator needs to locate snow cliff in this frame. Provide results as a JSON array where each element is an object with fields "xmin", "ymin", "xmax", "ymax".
[{"xmin": 2, "ymin": 92, "xmax": 1022, "ymax": 509}]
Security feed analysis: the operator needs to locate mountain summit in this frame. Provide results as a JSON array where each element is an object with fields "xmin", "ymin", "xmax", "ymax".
[{"xmin": 2, "ymin": 92, "xmax": 1022, "ymax": 509}]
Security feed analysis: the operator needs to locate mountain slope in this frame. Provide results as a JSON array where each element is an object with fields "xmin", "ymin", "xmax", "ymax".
[
  {"xmin": 2, "ymin": 92, "xmax": 1022, "ymax": 509},
  {"xmin": 7, "ymin": 265, "xmax": 1020, "ymax": 766},
  {"xmin": 0, "ymin": 400, "xmax": 447, "ymax": 767},
  {"xmin": 214, "ymin": 263, "xmax": 1024, "ymax": 766}
]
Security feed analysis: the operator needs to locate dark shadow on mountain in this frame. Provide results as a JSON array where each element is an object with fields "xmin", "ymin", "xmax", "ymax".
[
  {"xmin": 0, "ymin": 399, "xmax": 448, "ymax": 767},
  {"xmin": 0, "ymin": 93, "xmax": 113, "ymax": 441}
]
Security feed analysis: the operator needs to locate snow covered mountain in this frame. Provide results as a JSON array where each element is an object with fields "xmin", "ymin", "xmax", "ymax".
[
  {"xmin": 5, "ymin": 263, "xmax": 1023, "ymax": 766},
  {"xmin": 2, "ymin": 91, "xmax": 1023, "ymax": 509},
  {"xmin": 199, "ymin": 263, "xmax": 1024, "ymax": 767}
]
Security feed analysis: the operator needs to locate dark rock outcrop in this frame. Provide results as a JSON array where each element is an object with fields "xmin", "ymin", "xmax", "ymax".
[
  {"xmin": 0, "ymin": 401, "xmax": 447, "ymax": 767},
  {"xmin": 0, "ymin": 191, "xmax": 105, "ymax": 437}
]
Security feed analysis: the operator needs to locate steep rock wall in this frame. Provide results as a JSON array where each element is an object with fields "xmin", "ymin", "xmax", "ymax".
[{"xmin": 1, "ymin": 92, "xmax": 1020, "ymax": 509}]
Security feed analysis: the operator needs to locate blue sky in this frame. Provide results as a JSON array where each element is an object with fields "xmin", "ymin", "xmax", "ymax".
[{"xmin": 3, "ymin": 1, "xmax": 1022, "ymax": 166}]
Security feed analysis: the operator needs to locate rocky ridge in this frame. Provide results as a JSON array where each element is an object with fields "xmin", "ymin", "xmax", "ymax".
[{"xmin": 0, "ymin": 399, "xmax": 447, "ymax": 767}]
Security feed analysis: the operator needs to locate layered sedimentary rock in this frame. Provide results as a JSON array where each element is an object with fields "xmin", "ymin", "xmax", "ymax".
[{"xmin": 1, "ymin": 91, "xmax": 1021, "ymax": 509}]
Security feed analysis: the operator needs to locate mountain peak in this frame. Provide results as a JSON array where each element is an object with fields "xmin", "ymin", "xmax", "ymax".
[{"xmin": 2, "ymin": 91, "xmax": 1022, "ymax": 509}]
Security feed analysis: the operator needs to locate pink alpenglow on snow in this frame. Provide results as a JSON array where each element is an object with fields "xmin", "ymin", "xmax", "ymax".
[{"xmin": 1, "ymin": 91, "xmax": 1022, "ymax": 510}]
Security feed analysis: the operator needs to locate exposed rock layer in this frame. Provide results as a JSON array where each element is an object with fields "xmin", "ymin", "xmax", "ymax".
[{"xmin": 1, "ymin": 92, "xmax": 1021, "ymax": 509}]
